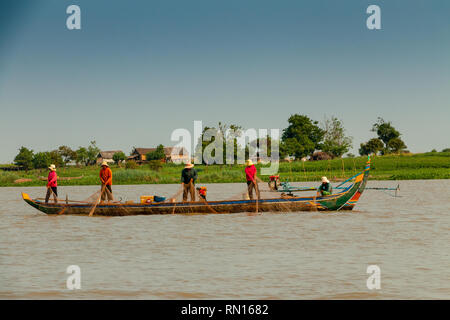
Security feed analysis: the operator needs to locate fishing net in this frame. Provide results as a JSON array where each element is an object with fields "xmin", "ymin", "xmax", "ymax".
[
  {"xmin": 196, "ymin": 189, "xmax": 218, "ymax": 214},
  {"xmin": 82, "ymin": 186, "xmax": 128, "ymax": 216},
  {"xmin": 168, "ymin": 185, "xmax": 184, "ymax": 202},
  {"xmin": 166, "ymin": 183, "xmax": 219, "ymax": 214},
  {"xmin": 83, "ymin": 190, "xmax": 101, "ymax": 203}
]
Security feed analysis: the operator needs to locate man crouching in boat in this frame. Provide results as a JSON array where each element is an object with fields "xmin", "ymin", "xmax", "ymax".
[
  {"xmin": 45, "ymin": 164, "xmax": 58, "ymax": 204},
  {"xmin": 181, "ymin": 163, "xmax": 197, "ymax": 202},
  {"xmin": 317, "ymin": 176, "xmax": 333, "ymax": 196},
  {"xmin": 196, "ymin": 186, "xmax": 207, "ymax": 200},
  {"xmin": 99, "ymin": 161, "xmax": 114, "ymax": 203}
]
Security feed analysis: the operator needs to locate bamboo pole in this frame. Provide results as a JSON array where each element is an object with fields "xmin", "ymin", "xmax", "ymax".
[{"xmin": 89, "ymin": 184, "xmax": 106, "ymax": 216}]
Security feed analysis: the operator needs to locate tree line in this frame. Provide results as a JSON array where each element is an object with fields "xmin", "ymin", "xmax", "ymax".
[
  {"xmin": 194, "ymin": 115, "xmax": 354, "ymax": 162},
  {"xmin": 14, "ymin": 141, "xmax": 100, "ymax": 170},
  {"xmin": 358, "ymin": 118, "xmax": 407, "ymax": 156},
  {"xmin": 12, "ymin": 115, "xmax": 411, "ymax": 170},
  {"xmin": 194, "ymin": 115, "xmax": 411, "ymax": 163}
]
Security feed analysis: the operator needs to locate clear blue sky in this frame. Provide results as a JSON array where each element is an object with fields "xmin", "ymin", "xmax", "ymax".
[{"xmin": 1, "ymin": 0, "xmax": 449, "ymax": 163}]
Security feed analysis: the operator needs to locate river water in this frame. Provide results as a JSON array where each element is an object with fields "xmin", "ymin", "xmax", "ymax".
[{"xmin": 0, "ymin": 180, "xmax": 449, "ymax": 299}]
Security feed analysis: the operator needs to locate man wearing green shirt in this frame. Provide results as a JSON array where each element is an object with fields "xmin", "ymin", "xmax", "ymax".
[{"xmin": 318, "ymin": 176, "xmax": 333, "ymax": 196}]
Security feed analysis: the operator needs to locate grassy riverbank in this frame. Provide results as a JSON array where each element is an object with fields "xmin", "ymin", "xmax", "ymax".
[{"xmin": 1, "ymin": 152, "xmax": 449, "ymax": 187}]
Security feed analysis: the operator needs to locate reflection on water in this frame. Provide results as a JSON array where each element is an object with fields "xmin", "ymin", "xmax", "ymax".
[{"xmin": 0, "ymin": 180, "xmax": 449, "ymax": 299}]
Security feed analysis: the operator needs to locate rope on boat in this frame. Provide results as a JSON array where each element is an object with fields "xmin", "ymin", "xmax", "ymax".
[
  {"xmin": 88, "ymin": 184, "xmax": 107, "ymax": 216},
  {"xmin": 255, "ymin": 179, "xmax": 260, "ymax": 215},
  {"xmin": 169, "ymin": 186, "xmax": 183, "ymax": 202},
  {"xmin": 83, "ymin": 189, "xmax": 101, "ymax": 203},
  {"xmin": 195, "ymin": 187, "xmax": 218, "ymax": 214},
  {"xmin": 168, "ymin": 185, "xmax": 183, "ymax": 214}
]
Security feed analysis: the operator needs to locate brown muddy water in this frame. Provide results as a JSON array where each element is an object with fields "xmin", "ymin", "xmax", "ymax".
[{"xmin": 0, "ymin": 180, "xmax": 449, "ymax": 299}]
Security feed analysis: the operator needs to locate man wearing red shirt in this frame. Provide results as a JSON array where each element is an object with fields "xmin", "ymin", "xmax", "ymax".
[
  {"xmin": 100, "ymin": 161, "xmax": 114, "ymax": 202},
  {"xmin": 245, "ymin": 159, "xmax": 260, "ymax": 200},
  {"xmin": 45, "ymin": 164, "xmax": 58, "ymax": 204}
]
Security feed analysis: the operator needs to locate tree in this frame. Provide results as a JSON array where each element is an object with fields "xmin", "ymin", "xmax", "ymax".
[
  {"xmin": 86, "ymin": 141, "xmax": 100, "ymax": 165},
  {"xmin": 386, "ymin": 137, "xmax": 407, "ymax": 154},
  {"xmin": 320, "ymin": 116, "xmax": 353, "ymax": 158},
  {"xmin": 359, "ymin": 138, "xmax": 384, "ymax": 156},
  {"xmin": 195, "ymin": 126, "xmax": 222, "ymax": 164},
  {"xmin": 220, "ymin": 123, "xmax": 245, "ymax": 163},
  {"xmin": 280, "ymin": 137, "xmax": 304, "ymax": 159},
  {"xmin": 76, "ymin": 147, "xmax": 88, "ymax": 166},
  {"xmin": 249, "ymin": 135, "xmax": 276, "ymax": 160},
  {"xmin": 146, "ymin": 144, "xmax": 166, "ymax": 161},
  {"xmin": 372, "ymin": 118, "xmax": 401, "ymax": 145},
  {"xmin": 346, "ymin": 153, "xmax": 355, "ymax": 158},
  {"xmin": 362, "ymin": 118, "xmax": 407, "ymax": 155},
  {"xmin": 32, "ymin": 152, "xmax": 51, "ymax": 169},
  {"xmin": 148, "ymin": 160, "xmax": 163, "ymax": 171},
  {"xmin": 48, "ymin": 150, "xmax": 64, "ymax": 167},
  {"xmin": 194, "ymin": 123, "xmax": 244, "ymax": 164},
  {"xmin": 58, "ymin": 146, "xmax": 77, "ymax": 166},
  {"xmin": 113, "ymin": 151, "xmax": 126, "ymax": 165},
  {"xmin": 125, "ymin": 160, "xmax": 138, "ymax": 169},
  {"xmin": 442, "ymin": 148, "xmax": 450, "ymax": 153},
  {"xmin": 14, "ymin": 147, "xmax": 34, "ymax": 170},
  {"xmin": 281, "ymin": 114, "xmax": 324, "ymax": 158}
]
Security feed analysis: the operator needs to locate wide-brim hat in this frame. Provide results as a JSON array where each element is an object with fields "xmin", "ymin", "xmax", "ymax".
[
  {"xmin": 48, "ymin": 164, "xmax": 56, "ymax": 171},
  {"xmin": 321, "ymin": 176, "xmax": 329, "ymax": 183},
  {"xmin": 101, "ymin": 161, "xmax": 109, "ymax": 167},
  {"xmin": 246, "ymin": 159, "xmax": 253, "ymax": 166},
  {"xmin": 185, "ymin": 163, "xmax": 194, "ymax": 169}
]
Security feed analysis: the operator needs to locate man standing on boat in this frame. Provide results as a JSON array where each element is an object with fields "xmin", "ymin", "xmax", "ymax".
[
  {"xmin": 181, "ymin": 163, "xmax": 197, "ymax": 202},
  {"xmin": 245, "ymin": 159, "xmax": 260, "ymax": 200},
  {"xmin": 100, "ymin": 161, "xmax": 114, "ymax": 202},
  {"xmin": 45, "ymin": 164, "xmax": 58, "ymax": 204},
  {"xmin": 318, "ymin": 176, "xmax": 333, "ymax": 196}
]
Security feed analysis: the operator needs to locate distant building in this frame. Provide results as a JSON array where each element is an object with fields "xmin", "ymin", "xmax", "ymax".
[
  {"xmin": 311, "ymin": 151, "xmax": 332, "ymax": 161},
  {"xmin": 284, "ymin": 155, "xmax": 296, "ymax": 162},
  {"xmin": 128, "ymin": 147, "xmax": 190, "ymax": 164},
  {"xmin": 97, "ymin": 151, "xmax": 124, "ymax": 164},
  {"xmin": 167, "ymin": 147, "xmax": 191, "ymax": 164}
]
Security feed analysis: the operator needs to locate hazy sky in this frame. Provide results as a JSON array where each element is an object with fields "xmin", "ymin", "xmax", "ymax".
[{"xmin": 1, "ymin": 0, "xmax": 449, "ymax": 163}]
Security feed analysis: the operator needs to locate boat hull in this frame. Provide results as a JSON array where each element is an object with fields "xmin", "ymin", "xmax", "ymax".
[{"xmin": 23, "ymin": 197, "xmax": 351, "ymax": 216}]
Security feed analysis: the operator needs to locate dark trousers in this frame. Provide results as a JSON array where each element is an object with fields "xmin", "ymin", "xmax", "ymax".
[
  {"xmin": 247, "ymin": 181, "xmax": 260, "ymax": 200},
  {"xmin": 45, "ymin": 187, "xmax": 58, "ymax": 203},
  {"xmin": 101, "ymin": 185, "xmax": 113, "ymax": 201},
  {"xmin": 183, "ymin": 183, "xmax": 195, "ymax": 202}
]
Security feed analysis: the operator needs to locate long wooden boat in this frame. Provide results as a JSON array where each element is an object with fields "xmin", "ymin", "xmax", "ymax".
[{"xmin": 22, "ymin": 159, "xmax": 370, "ymax": 216}]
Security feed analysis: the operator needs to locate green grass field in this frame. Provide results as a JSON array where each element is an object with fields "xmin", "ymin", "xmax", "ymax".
[{"xmin": 1, "ymin": 152, "xmax": 449, "ymax": 187}]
